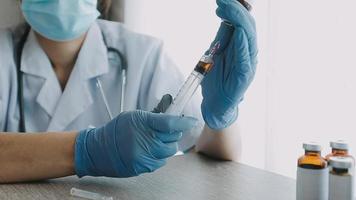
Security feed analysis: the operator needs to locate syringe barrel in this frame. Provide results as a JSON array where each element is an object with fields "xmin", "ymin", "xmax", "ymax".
[
  {"xmin": 194, "ymin": 55, "xmax": 214, "ymax": 75},
  {"xmin": 165, "ymin": 50, "xmax": 215, "ymax": 115},
  {"xmin": 165, "ymin": 70, "xmax": 205, "ymax": 115}
]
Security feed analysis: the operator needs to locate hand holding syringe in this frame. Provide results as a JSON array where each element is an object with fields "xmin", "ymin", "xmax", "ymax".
[
  {"xmin": 153, "ymin": 0, "xmax": 252, "ymax": 116},
  {"xmin": 151, "ymin": 42, "xmax": 221, "ymax": 156}
]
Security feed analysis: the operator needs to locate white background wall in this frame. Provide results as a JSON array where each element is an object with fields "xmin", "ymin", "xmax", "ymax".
[
  {"xmin": 125, "ymin": 0, "xmax": 356, "ymax": 180},
  {"xmin": 266, "ymin": 0, "xmax": 356, "ymax": 178}
]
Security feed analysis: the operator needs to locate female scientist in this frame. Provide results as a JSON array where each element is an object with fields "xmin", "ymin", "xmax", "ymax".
[{"xmin": 0, "ymin": 0, "xmax": 257, "ymax": 182}]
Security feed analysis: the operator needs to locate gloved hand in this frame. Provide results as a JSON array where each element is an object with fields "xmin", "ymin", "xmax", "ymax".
[
  {"xmin": 74, "ymin": 110, "xmax": 198, "ymax": 178},
  {"xmin": 201, "ymin": 0, "xmax": 258, "ymax": 130}
]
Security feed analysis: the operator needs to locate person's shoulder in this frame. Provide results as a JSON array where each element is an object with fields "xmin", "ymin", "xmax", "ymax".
[
  {"xmin": 0, "ymin": 27, "xmax": 16, "ymax": 68},
  {"xmin": 0, "ymin": 27, "xmax": 17, "ymax": 100},
  {"xmin": 0, "ymin": 26, "xmax": 18, "ymax": 83},
  {"xmin": 0, "ymin": 27, "xmax": 13, "ymax": 51},
  {"xmin": 0, "ymin": 24, "xmax": 27, "ymax": 60},
  {"xmin": 96, "ymin": 19, "xmax": 163, "ymax": 52}
]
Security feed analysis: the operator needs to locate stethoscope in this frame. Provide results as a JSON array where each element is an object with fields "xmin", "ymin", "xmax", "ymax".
[{"xmin": 15, "ymin": 25, "xmax": 127, "ymax": 132}]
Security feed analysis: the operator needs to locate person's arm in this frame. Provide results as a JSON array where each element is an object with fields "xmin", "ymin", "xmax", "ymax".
[
  {"xmin": 0, "ymin": 132, "xmax": 77, "ymax": 183},
  {"xmin": 0, "ymin": 111, "xmax": 197, "ymax": 183},
  {"xmin": 196, "ymin": 125, "xmax": 242, "ymax": 161}
]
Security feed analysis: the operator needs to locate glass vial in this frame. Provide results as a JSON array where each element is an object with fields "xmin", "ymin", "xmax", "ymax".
[
  {"xmin": 297, "ymin": 142, "xmax": 328, "ymax": 200},
  {"xmin": 325, "ymin": 140, "xmax": 355, "ymax": 165},
  {"xmin": 328, "ymin": 157, "xmax": 354, "ymax": 200}
]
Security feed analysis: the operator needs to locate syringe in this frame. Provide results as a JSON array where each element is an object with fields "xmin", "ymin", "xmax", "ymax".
[{"xmin": 165, "ymin": 42, "xmax": 220, "ymax": 115}]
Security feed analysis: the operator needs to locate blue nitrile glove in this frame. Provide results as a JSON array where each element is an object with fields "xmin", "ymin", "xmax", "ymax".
[
  {"xmin": 201, "ymin": 0, "xmax": 258, "ymax": 130},
  {"xmin": 74, "ymin": 110, "xmax": 198, "ymax": 178}
]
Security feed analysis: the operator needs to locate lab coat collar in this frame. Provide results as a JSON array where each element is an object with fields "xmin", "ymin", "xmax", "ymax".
[
  {"xmin": 21, "ymin": 30, "xmax": 54, "ymax": 78},
  {"xmin": 47, "ymin": 22, "xmax": 110, "ymax": 131},
  {"xmin": 21, "ymin": 22, "xmax": 109, "ymax": 80},
  {"xmin": 21, "ymin": 31, "xmax": 62, "ymax": 117},
  {"xmin": 73, "ymin": 22, "xmax": 110, "ymax": 80},
  {"xmin": 20, "ymin": 22, "xmax": 110, "ymax": 130}
]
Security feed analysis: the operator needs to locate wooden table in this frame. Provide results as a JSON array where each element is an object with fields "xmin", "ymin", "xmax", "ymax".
[{"xmin": 0, "ymin": 153, "xmax": 296, "ymax": 200}]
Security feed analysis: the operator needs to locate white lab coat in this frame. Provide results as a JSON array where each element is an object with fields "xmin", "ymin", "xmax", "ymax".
[{"xmin": 0, "ymin": 20, "xmax": 203, "ymax": 151}]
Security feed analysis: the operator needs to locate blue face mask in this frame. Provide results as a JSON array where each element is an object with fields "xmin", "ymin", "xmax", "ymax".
[{"xmin": 21, "ymin": 0, "xmax": 100, "ymax": 41}]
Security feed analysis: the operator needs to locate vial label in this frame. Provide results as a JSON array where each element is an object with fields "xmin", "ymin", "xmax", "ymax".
[
  {"xmin": 297, "ymin": 167, "xmax": 328, "ymax": 200},
  {"xmin": 329, "ymin": 173, "xmax": 354, "ymax": 200}
]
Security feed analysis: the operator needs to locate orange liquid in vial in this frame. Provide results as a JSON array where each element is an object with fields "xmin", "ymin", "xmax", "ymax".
[
  {"xmin": 326, "ymin": 149, "xmax": 354, "ymax": 161},
  {"xmin": 298, "ymin": 151, "xmax": 327, "ymax": 169},
  {"xmin": 194, "ymin": 61, "xmax": 214, "ymax": 75}
]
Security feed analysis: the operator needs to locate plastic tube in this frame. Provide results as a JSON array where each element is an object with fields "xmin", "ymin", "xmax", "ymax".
[{"xmin": 70, "ymin": 188, "xmax": 113, "ymax": 200}]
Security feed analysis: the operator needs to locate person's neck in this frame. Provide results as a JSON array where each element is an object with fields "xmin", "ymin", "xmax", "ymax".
[{"xmin": 35, "ymin": 32, "xmax": 87, "ymax": 90}]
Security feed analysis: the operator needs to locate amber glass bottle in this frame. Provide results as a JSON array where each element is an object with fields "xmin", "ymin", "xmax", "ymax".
[
  {"xmin": 298, "ymin": 143, "xmax": 327, "ymax": 169},
  {"xmin": 325, "ymin": 141, "xmax": 355, "ymax": 165},
  {"xmin": 328, "ymin": 157, "xmax": 354, "ymax": 200},
  {"xmin": 297, "ymin": 142, "xmax": 328, "ymax": 200}
]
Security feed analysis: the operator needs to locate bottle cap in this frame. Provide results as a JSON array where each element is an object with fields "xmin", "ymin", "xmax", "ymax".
[
  {"xmin": 329, "ymin": 157, "xmax": 353, "ymax": 169},
  {"xmin": 330, "ymin": 140, "xmax": 349, "ymax": 150},
  {"xmin": 303, "ymin": 142, "xmax": 321, "ymax": 151}
]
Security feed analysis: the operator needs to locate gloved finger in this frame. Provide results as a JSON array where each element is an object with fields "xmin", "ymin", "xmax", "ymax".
[
  {"xmin": 212, "ymin": 28, "xmax": 253, "ymax": 84},
  {"xmin": 216, "ymin": 0, "xmax": 256, "ymax": 40},
  {"xmin": 155, "ymin": 131, "xmax": 183, "ymax": 143},
  {"xmin": 233, "ymin": 28, "xmax": 257, "ymax": 73},
  {"xmin": 237, "ymin": 0, "xmax": 252, "ymax": 11},
  {"xmin": 224, "ymin": 30, "xmax": 256, "ymax": 100},
  {"xmin": 217, "ymin": 0, "xmax": 255, "ymax": 29},
  {"xmin": 222, "ymin": 28, "xmax": 256, "ymax": 79},
  {"xmin": 135, "ymin": 157, "xmax": 167, "ymax": 174},
  {"xmin": 152, "ymin": 94, "xmax": 173, "ymax": 113},
  {"xmin": 151, "ymin": 142, "xmax": 178, "ymax": 159},
  {"xmin": 147, "ymin": 113, "xmax": 198, "ymax": 133},
  {"xmin": 236, "ymin": 27, "xmax": 258, "ymax": 63},
  {"xmin": 216, "ymin": 7, "xmax": 255, "ymax": 41},
  {"xmin": 207, "ymin": 22, "xmax": 234, "ymax": 55}
]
